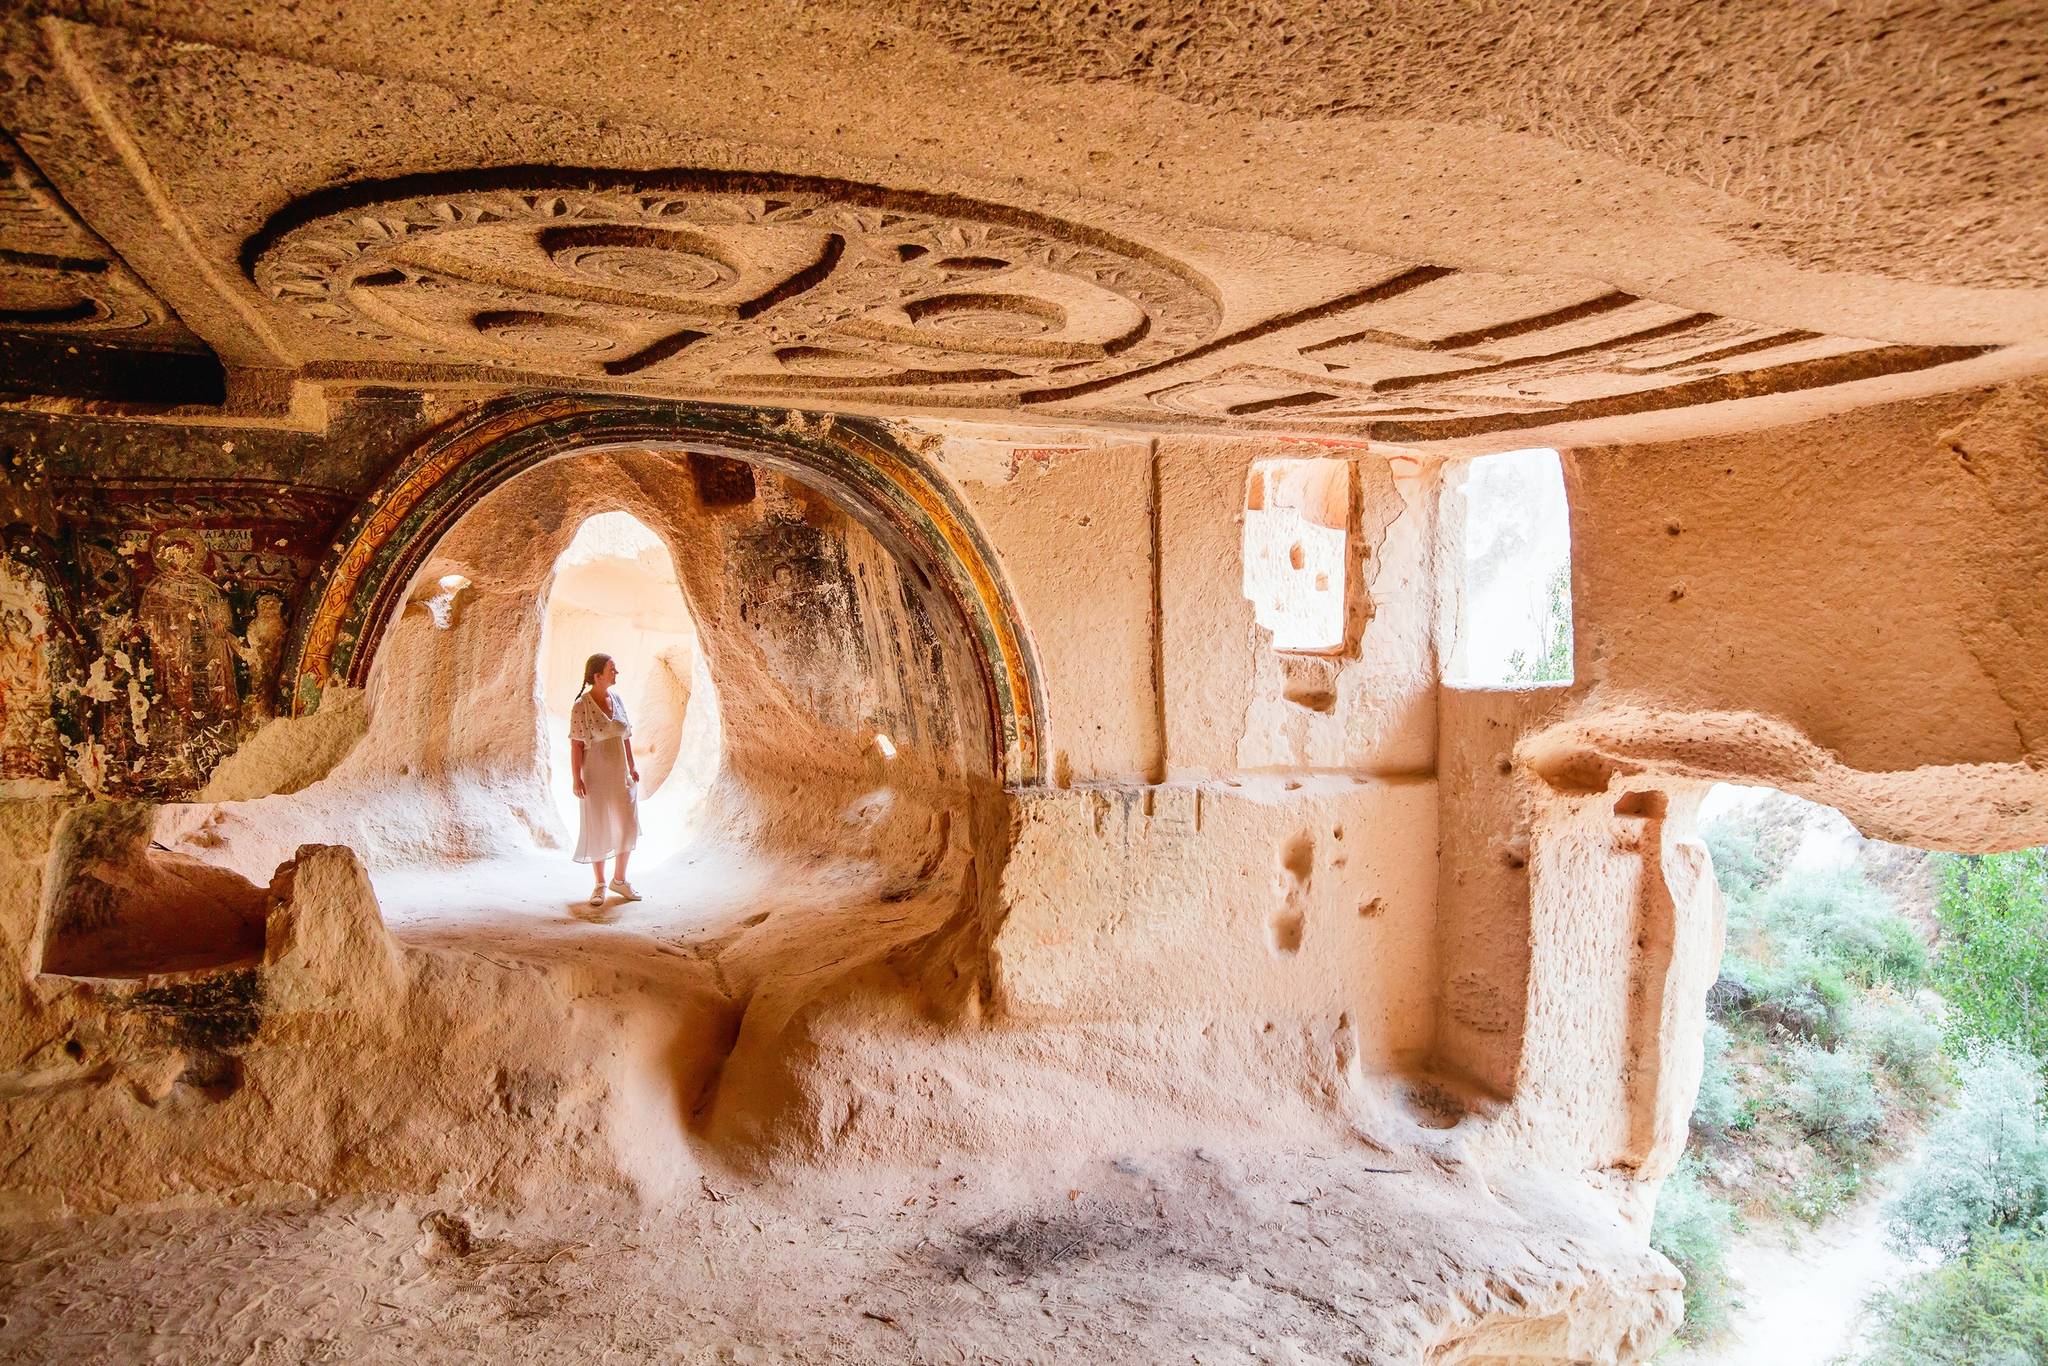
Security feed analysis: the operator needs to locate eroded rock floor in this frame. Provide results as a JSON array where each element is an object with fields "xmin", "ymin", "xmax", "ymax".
[{"xmin": 0, "ymin": 1145, "xmax": 1656, "ymax": 1364}]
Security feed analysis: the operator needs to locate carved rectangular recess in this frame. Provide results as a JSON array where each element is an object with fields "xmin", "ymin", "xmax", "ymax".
[{"xmin": 1242, "ymin": 458, "xmax": 1349, "ymax": 654}]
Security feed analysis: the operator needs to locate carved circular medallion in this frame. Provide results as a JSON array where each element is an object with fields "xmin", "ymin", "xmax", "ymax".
[
  {"xmin": 472, "ymin": 309, "xmax": 621, "ymax": 358},
  {"xmin": 0, "ymin": 146, "xmax": 174, "ymax": 338},
  {"xmin": 540, "ymin": 225, "xmax": 741, "ymax": 295},
  {"xmin": 0, "ymin": 259, "xmax": 157, "ymax": 333},
  {"xmin": 903, "ymin": 292, "xmax": 1067, "ymax": 338},
  {"xmin": 248, "ymin": 169, "xmax": 1220, "ymax": 398}
]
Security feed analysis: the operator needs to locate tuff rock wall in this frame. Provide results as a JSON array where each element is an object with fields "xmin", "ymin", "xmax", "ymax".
[
  {"xmin": 0, "ymin": 3, "xmax": 2042, "ymax": 1358},
  {"xmin": 0, "ymin": 377, "xmax": 2042, "ymax": 1361}
]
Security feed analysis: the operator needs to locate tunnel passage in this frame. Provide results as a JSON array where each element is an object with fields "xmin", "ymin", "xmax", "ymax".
[
  {"xmin": 357, "ymin": 440, "xmax": 999, "ymax": 872},
  {"xmin": 537, "ymin": 509, "xmax": 720, "ymax": 862},
  {"xmin": 283, "ymin": 396, "xmax": 1045, "ymax": 790},
  {"xmin": 140, "ymin": 446, "xmax": 995, "ymax": 908},
  {"xmin": 53, "ymin": 402, "xmax": 1036, "ymax": 977}
]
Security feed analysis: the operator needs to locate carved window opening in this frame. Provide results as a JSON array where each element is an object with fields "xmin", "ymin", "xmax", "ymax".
[
  {"xmin": 1242, "ymin": 458, "xmax": 1350, "ymax": 654},
  {"xmin": 1447, "ymin": 448, "xmax": 1573, "ymax": 687},
  {"xmin": 538, "ymin": 511, "xmax": 720, "ymax": 862}
]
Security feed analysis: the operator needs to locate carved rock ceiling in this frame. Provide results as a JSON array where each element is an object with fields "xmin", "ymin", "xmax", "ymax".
[
  {"xmin": 249, "ymin": 171, "xmax": 1223, "ymax": 404},
  {"xmin": 0, "ymin": 134, "xmax": 196, "ymax": 351},
  {"xmin": 1, "ymin": 6, "xmax": 2044, "ymax": 446}
]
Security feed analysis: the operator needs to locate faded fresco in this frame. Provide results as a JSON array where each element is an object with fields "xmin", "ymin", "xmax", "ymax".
[
  {"xmin": 0, "ymin": 550, "xmax": 61, "ymax": 784},
  {"xmin": 1, "ymin": 477, "xmax": 351, "ymax": 797}
]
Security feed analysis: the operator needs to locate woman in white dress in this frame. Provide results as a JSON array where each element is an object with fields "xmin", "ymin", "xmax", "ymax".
[{"xmin": 569, "ymin": 653, "xmax": 642, "ymax": 905}]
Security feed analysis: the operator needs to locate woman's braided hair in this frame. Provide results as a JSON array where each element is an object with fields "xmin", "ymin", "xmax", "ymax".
[{"xmin": 574, "ymin": 652, "xmax": 614, "ymax": 701}]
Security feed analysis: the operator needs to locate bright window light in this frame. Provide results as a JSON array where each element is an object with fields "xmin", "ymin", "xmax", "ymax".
[{"xmin": 1447, "ymin": 448, "xmax": 1573, "ymax": 687}]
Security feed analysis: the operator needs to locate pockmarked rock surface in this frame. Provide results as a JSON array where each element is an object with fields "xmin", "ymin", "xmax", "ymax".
[{"xmin": 0, "ymin": 4, "xmax": 2043, "ymax": 1362}]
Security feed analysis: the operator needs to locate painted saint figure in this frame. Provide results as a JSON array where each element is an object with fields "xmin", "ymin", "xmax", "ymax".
[{"xmin": 139, "ymin": 532, "xmax": 238, "ymax": 732}]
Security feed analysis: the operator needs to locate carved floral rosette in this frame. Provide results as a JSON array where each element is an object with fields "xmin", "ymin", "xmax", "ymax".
[{"xmin": 249, "ymin": 169, "xmax": 1222, "ymax": 402}]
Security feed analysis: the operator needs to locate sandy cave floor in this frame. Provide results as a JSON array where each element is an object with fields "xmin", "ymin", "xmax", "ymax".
[
  {"xmin": 370, "ymin": 841, "xmax": 805, "ymax": 965},
  {"xmin": 1670, "ymin": 1142, "xmax": 1931, "ymax": 1366},
  {"xmin": 1, "ymin": 843, "xmax": 1662, "ymax": 1363},
  {"xmin": 355, "ymin": 810, "xmax": 920, "ymax": 993},
  {"xmin": 0, "ymin": 1144, "xmax": 1632, "ymax": 1365}
]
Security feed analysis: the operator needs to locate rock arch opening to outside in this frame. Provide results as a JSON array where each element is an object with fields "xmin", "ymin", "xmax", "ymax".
[
  {"xmin": 538, "ymin": 509, "xmax": 720, "ymax": 865},
  {"xmin": 51, "ymin": 402, "xmax": 1024, "ymax": 1005}
]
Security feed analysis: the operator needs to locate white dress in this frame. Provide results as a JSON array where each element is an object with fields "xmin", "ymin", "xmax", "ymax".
[{"xmin": 570, "ymin": 691, "xmax": 639, "ymax": 863}]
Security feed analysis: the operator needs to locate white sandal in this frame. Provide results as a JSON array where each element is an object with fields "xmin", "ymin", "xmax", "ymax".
[{"xmin": 608, "ymin": 879, "xmax": 642, "ymax": 902}]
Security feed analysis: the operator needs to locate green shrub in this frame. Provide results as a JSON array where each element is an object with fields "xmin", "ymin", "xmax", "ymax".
[
  {"xmin": 1712, "ymin": 869, "xmax": 1926, "ymax": 1045},
  {"xmin": 1782, "ymin": 1044, "xmax": 1882, "ymax": 1146},
  {"xmin": 1859, "ymin": 1000, "xmax": 1947, "ymax": 1090},
  {"xmin": 1690, "ymin": 1020, "xmax": 1745, "ymax": 1135},
  {"xmin": 1700, "ymin": 796, "xmax": 1803, "ymax": 899},
  {"xmin": 1704, "ymin": 820, "xmax": 1771, "ymax": 900},
  {"xmin": 1716, "ymin": 948, "xmax": 1854, "ymax": 1044},
  {"xmin": 1887, "ymin": 1046, "xmax": 2048, "ymax": 1260},
  {"xmin": 1931, "ymin": 849, "xmax": 2048, "ymax": 1064},
  {"xmin": 1788, "ymin": 1160, "xmax": 1868, "ymax": 1226},
  {"xmin": 1650, "ymin": 1153, "xmax": 1739, "ymax": 1342},
  {"xmin": 1861, "ymin": 916, "xmax": 1931, "ymax": 992},
  {"xmin": 1860, "ymin": 1233, "xmax": 2048, "ymax": 1366},
  {"xmin": 1705, "ymin": 953, "xmax": 1760, "ymax": 1025},
  {"xmin": 1759, "ymin": 869, "xmax": 1928, "ymax": 991}
]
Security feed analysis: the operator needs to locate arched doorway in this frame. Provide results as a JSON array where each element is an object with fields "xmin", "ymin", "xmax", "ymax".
[
  {"xmin": 135, "ymin": 396, "xmax": 1036, "ymax": 958},
  {"xmin": 538, "ymin": 510, "xmax": 720, "ymax": 863},
  {"xmin": 284, "ymin": 393, "xmax": 1047, "ymax": 791}
]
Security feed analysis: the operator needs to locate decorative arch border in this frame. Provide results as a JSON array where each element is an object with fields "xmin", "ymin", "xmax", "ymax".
[{"xmin": 283, "ymin": 393, "xmax": 1048, "ymax": 787}]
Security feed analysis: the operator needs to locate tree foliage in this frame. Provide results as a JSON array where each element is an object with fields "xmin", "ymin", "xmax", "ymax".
[
  {"xmin": 1887, "ymin": 1046, "xmax": 2048, "ymax": 1260},
  {"xmin": 1931, "ymin": 850, "xmax": 2048, "ymax": 1064},
  {"xmin": 1862, "ymin": 1234, "xmax": 2048, "ymax": 1366},
  {"xmin": 1502, "ymin": 563, "xmax": 1572, "ymax": 685}
]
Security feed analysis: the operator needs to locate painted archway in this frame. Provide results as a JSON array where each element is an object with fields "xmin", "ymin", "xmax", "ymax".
[{"xmin": 283, "ymin": 393, "xmax": 1047, "ymax": 787}]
